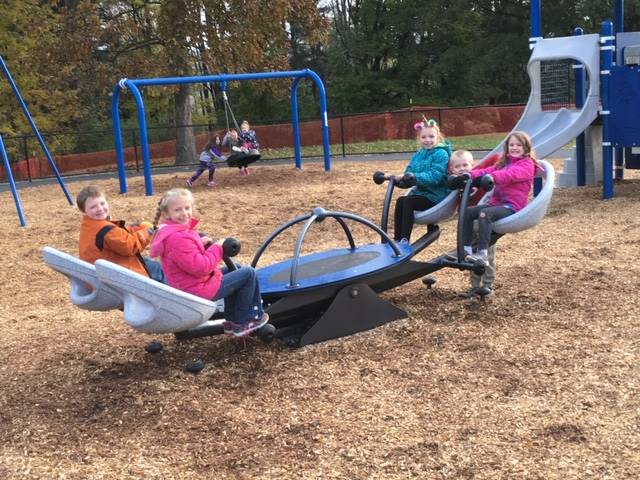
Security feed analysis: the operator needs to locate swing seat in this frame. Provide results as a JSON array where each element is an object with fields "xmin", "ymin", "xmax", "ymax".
[
  {"xmin": 94, "ymin": 259, "xmax": 224, "ymax": 334},
  {"xmin": 413, "ymin": 190, "xmax": 459, "ymax": 225},
  {"xmin": 481, "ymin": 160, "xmax": 555, "ymax": 234},
  {"xmin": 42, "ymin": 246, "xmax": 123, "ymax": 311},
  {"xmin": 226, "ymin": 152, "xmax": 261, "ymax": 168}
]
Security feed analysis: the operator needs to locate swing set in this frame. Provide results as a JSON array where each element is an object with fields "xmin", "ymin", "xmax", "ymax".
[
  {"xmin": 112, "ymin": 69, "xmax": 332, "ymax": 196},
  {"xmin": 0, "ymin": 55, "xmax": 72, "ymax": 226}
]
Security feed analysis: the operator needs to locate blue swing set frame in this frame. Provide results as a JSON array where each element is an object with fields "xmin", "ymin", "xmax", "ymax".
[{"xmin": 111, "ymin": 69, "xmax": 332, "ymax": 196}]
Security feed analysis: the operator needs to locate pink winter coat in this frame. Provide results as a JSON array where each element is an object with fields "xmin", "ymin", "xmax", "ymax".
[
  {"xmin": 149, "ymin": 218, "xmax": 224, "ymax": 299},
  {"xmin": 470, "ymin": 154, "xmax": 536, "ymax": 212}
]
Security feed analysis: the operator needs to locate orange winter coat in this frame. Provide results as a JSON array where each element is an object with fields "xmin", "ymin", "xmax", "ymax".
[{"xmin": 78, "ymin": 216, "xmax": 152, "ymax": 277}]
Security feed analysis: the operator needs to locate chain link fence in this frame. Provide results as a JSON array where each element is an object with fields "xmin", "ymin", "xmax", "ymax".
[{"xmin": 1, "ymin": 104, "xmax": 526, "ymax": 183}]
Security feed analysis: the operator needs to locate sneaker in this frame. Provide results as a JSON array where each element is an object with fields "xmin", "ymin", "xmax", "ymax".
[
  {"xmin": 186, "ymin": 179, "xmax": 193, "ymax": 187},
  {"xmin": 465, "ymin": 253, "xmax": 488, "ymax": 267},
  {"xmin": 458, "ymin": 287, "xmax": 479, "ymax": 299},
  {"xmin": 222, "ymin": 320, "xmax": 235, "ymax": 334},
  {"xmin": 476, "ymin": 287, "xmax": 494, "ymax": 299},
  {"xmin": 231, "ymin": 312, "xmax": 269, "ymax": 337},
  {"xmin": 239, "ymin": 168, "xmax": 246, "ymax": 176},
  {"xmin": 245, "ymin": 168, "xmax": 251, "ymax": 175},
  {"xmin": 207, "ymin": 180, "xmax": 216, "ymax": 187}
]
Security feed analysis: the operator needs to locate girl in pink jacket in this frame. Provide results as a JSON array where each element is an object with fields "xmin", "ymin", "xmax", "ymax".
[
  {"xmin": 149, "ymin": 188, "xmax": 267, "ymax": 337},
  {"xmin": 458, "ymin": 131, "xmax": 537, "ymax": 266}
]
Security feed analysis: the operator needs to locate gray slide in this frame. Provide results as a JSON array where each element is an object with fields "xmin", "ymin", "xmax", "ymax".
[{"xmin": 484, "ymin": 34, "xmax": 601, "ymax": 160}]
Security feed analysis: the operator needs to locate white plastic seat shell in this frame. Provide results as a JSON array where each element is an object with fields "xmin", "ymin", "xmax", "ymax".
[
  {"xmin": 413, "ymin": 190, "xmax": 459, "ymax": 225},
  {"xmin": 42, "ymin": 246, "xmax": 123, "ymax": 311},
  {"xmin": 94, "ymin": 259, "xmax": 223, "ymax": 334},
  {"xmin": 483, "ymin": 160, "xmax": 555, "ymax": 234}
]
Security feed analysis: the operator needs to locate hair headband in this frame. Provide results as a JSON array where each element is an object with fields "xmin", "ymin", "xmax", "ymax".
[{"xmin": 413, "ymin": 118, "xmax": 438, "ymax": 131}]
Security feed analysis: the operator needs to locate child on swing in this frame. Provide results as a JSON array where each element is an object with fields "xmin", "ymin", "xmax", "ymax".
[
  {"xmin": 149, "ymin": 188, "xmax": 268, "ymax": 337},
  {"xmin": 187, "ymin": 136, "xmax": 225, "ymax": 188},
  {"xmin": 222, "ymin": 121, "xmax": 260, "ymax": 176}
]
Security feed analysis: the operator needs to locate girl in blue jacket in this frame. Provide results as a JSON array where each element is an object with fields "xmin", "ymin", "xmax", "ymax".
[{"xmin": 394, "ymin": 119, "xmax": 452, "ymax": 242}]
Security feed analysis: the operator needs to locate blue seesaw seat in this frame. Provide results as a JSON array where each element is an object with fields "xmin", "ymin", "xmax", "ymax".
[
  {"xmin": 42, "ymin": 246, "xmax": 122, "ymax": 311},
  {"xmin": 258, "ymin": 242, "xmax": 413, "ymax": 294},
  {"xmin": 94, "ymin": 260, "xmax": 224, "ymax": 334}
]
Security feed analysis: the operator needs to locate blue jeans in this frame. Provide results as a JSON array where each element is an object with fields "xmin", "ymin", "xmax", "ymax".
[
  {"xmin": 212, "ymin": 266, "xmax": 263, "ymax": 325},
  {"xmin": 143, "ymin": 257, "xmax": 167, "ymax": 284}
]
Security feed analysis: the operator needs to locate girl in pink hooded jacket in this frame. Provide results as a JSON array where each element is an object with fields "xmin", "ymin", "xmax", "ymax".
[
  {"xmin": 149, "ymin": 188, "xmax": 267, "ymax": 337},
  {"xmin": 456, "ymin": 131, "xmax": 538, "ymax": 266}
]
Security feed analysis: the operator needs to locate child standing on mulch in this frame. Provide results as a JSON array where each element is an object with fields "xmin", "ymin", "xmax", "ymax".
[
  {"xmin": 448, "ymin": 150, "xmax": 498, "ymax": 298},
  {"xmin": 149, "ymin": 188, "xmax": 268, "ymax": 337},
  {"xmin": 76, "ymin": 185, "xmax": 166, "ymax": 283},
  {"xmin": 393, "ymin": 118, "xmax": 451, "ymax": 243},
  {"xmin": 187, "ymin": 136, "xmax": 226, "ymax": 188}
]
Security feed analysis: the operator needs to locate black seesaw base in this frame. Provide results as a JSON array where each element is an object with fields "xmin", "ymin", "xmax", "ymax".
[{"xmin": 294, "ymin": 283, "xmax": 407, "ymax": 347}]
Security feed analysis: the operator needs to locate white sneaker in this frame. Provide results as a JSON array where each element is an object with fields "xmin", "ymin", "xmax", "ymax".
[{"xmin": 465, "ymin": 253, "xmax": 488, "ymax": 267}]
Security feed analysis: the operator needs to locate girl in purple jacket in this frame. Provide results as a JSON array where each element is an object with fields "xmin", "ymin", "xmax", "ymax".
[
  {"xmin": 459, "ymin": 131, "xmax": 537, "ymax": 266},
  {"xmin": 149, "ymin": 188, "xmax": 268, "ymax": 337}
]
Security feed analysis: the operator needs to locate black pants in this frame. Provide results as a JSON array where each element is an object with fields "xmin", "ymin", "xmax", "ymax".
[
  {"xmin": 394, "ymin": 195, "xmax": 435, "ymax": 241},
  {"xmin": 462, "ymin": 205, "xmax": 513, "ymax": 251},
  {"xmin": 226, "ymin": 152, "xmax": 260, "ymax": 169}
]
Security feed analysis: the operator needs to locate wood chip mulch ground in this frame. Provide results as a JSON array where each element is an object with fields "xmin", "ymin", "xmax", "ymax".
[{"xmin": 0, "ymin": 159, "xmax": 639, "ymax": 479}]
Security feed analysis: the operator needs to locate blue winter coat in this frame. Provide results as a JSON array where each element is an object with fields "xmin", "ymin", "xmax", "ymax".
[{"xmin": 404, "ymin": 142, "xmax": 452, "ymax": 204}]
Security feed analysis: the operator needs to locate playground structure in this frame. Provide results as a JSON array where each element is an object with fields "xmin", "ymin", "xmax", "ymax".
[
  {"xmin": 43, "ymin": 159, "xmax": 554, "ymax": 355},
  {"xmin": 506, "ymin": 0, "xmax": 640, "ymax": 199},
  {"xmin": 112, "ymin": 69, "xmax": 331, "ymax": 196},
  {"xmin": 0, "ymin": 55, "xmax": 72, "ymax": 226}
]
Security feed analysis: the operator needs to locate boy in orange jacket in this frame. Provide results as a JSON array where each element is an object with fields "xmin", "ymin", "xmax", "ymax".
[{"xmin": 77, "ymin": 186, "xmax": 166, "ymax": 283}]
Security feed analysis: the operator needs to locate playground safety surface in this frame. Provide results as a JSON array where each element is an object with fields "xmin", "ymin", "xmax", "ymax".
[{"xmin": 1, "ymin": 159, "xmax": 639, "ymax": 479}]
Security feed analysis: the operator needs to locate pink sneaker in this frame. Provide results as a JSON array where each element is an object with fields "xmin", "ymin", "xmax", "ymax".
[
  {"xmin": 186, "ymin": 179, "xmax": 193, "ymax": 187},
  {"xmin": 207, "ymin": 180, "xmax": 215, "ymax": 187},
  {"xmin": 231, "ymin": 313, "xmax": 269, "ymax": 337},
  {"xmin": 245, "ymin": 168, "xmax": 251, "ymax": 175}
]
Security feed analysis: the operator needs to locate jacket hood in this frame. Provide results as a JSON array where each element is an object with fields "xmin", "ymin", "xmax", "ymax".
[
  {"xmin": 149, "ymin": 217, "xmax": 199, "ymax": 257},
  {"xmin": 435, "ymin": 140, "xmax": 453, "ymax": 157}
]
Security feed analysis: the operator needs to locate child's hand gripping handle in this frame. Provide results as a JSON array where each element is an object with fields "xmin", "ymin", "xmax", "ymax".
[
  {"xmin": 447, "ymin": 173, "xmax": 471, "ymax": 190},
  {"xmin": 372, "ymin": 171, "xmax": 416, "ymax": 188},
  {"xmin": 472, "ymin": 174, "xmax": 494, "ymax": 191},
  {"xmin": 222, "ymin": 237, "xmax": 241, "ymax": 271}
]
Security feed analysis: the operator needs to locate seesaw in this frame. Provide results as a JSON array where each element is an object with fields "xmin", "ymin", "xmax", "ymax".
[{"xmin": 43, "ymin": 160, "xmax": 554, "ymax": 349}]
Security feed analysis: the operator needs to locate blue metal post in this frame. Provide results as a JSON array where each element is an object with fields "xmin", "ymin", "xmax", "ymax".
[
  {"xmin": 0, "ymin": 134, "xmax": 27, "ymax": 226},
  {"xmin": 573, "ymin": 27, "xmax": 587, "ymax": 187},
  {"xmin": 530, "ymin": 0, "xmax": 542, "ymax": 50},
  {"xmin": 111, "ymin": 82, "xmax": 128, "ymax": 194},
  {"xmin": 529, "ymin": 0, "xmax": 543, "ymax": 195},
  {"xmin": 290, "ymin": 77, "xmax": 303, "ymax": 169},
  {"xmin": 601, "ymin": 21, "xmax": 614, "ymax": 199},
  {"xmin": 113, "ymin": 70, "xmax": 332, "ymax": 195},
  {"xmin": 615, "ymin": 0, "xmax": 625, "ymax": 33},
  {"xmin": 125, "ymin": 80, "xmax": 153, "ymax": 196},
  {"xmin": 305, "ymin": 69, "xmax": 331, "ymax": 172},
  {"xmin": 614, "ymin": 0, "xmax": 625, "ymax": 180},
  {"xmin": 0, "ymin": 55, "xmax": 73, "ymax": 205}
]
